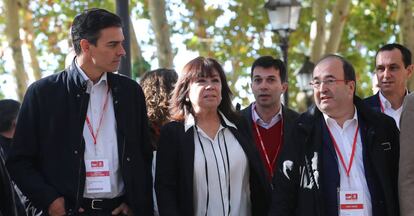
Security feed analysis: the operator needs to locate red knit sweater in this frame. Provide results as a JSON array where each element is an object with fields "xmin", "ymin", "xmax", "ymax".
[{"xmin": 252, "ymin": 120, "xmax": 283, "ymax": 180}]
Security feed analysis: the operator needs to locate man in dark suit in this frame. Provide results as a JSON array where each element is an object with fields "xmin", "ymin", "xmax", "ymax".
[
  {"xmin": 271, "ymin": 55, "xmax": 399, "ymax": 216},
  {"xmin": 7, "ymin": 9, "xmax": 153, "ymax": 216},
  {"xmin": 364, "ymin": 43, "xmax": 413, "ymax": 129},
  {"xmin": 241, "ymin": 56, "xmax": 299, "ymax": 182}
]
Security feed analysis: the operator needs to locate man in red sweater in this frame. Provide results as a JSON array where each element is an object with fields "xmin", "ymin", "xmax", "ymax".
[{"xmin": 241, "ymin": 56, "xmax": 299, "ymax": 184}]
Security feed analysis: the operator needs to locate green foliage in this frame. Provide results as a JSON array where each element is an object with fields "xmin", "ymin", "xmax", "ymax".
[
  {"xmin": 132, "ymin": 57, "xmax": 151, "ymax": 80},
  {"xmin": 28, "ymin": 0, "xmax": 117, "ymax": 72},
  {"xmin": 0, "ymin": 0, "xmax": 407, "ymax": 107},
  {"xmin": 338, "ymin": 0, "xmax": 398, "ymax": 98}
]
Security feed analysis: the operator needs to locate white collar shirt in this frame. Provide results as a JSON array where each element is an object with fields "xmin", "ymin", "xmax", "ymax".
[
  {"xmin": 323, "ymin": 108, "xmax": 372, "ymax": 216},
  {"xmin": 185, "ymin": 112, "xmax": 251, "ymax": 216},
  {"xmin": 379, "ymin": 91, "xmax": 405, "ymax": 129},
  {"xmin": 75, "ymin": 60, "xmax": 124, "ymax": 198},
  {"xmin": 251, "ymin": 103, "xmax": 282, "ymax": 129}
]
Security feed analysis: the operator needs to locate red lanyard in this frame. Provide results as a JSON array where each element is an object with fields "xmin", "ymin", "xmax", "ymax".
[
  {"xmin": 85, "ymin": 87, "xmax": 110, "ymax": 145},
  {"xmin": 326, "ymin": 123, "xmax": 359, "ymax": 177},
  {"xmin": 253, "ymin": 119, "xmax": 283, "ymax": 178},
  {"xmin": 378, "ymin": 94, "xmax": 384, "ymax": 113}
]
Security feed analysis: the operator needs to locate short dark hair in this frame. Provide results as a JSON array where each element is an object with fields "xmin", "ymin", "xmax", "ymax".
[
  {"xmin": 376, "ymin": 43, "xmax": 412, "ymax": 67},
  {"xmin": 251, "ymin": 56, "xmax": 287, "ymax": 82},
  {"xmin": 316, "ymin": 54, "xmax": 356, "ymax": 83},
  {"xmin": 170, "ymin": 57, "xmax": 238, "ymax": 122},
  {"xmin": 71, "ymin": 8, "xmax": 122, "ymax": 55},
  {"xmin": 0, "ymin": 99, "xmax": 20, "ymax": 133}
]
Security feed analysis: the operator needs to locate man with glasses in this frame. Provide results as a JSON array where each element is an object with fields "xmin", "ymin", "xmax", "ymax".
[
  {"xmin": 364, "ymin": 43, "xmax": 413, "ymax": 129},
  {"xmin": 270, "ymin": 55, "xmax": 399, "ymax": 216}
]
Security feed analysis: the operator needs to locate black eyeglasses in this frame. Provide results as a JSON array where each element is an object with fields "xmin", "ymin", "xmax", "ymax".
[{"xmin": 309, "ymin": 79, "xmax": 349, "ymax": 89}]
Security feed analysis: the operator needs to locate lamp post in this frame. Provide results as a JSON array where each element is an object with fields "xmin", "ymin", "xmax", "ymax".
[
  {"xmin": 265, "ymin": 0, "xmax": 301, "ymax": 106},
  {"xmin": 296, "ymin": 56, "xmax": 314, "ymax": 109},
  {"xmin": 116, "ymin": 0, "xmax": 131, "ymax": 78}
]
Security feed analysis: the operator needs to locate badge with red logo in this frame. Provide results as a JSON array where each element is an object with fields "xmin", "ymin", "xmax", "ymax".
[
  {"xmin": 339, "ymin": 190, "xmax": 364, "ymax": 216},
  {"xmin": 85, "ymin": 159, "xmax": 111, "ymax": 193}
]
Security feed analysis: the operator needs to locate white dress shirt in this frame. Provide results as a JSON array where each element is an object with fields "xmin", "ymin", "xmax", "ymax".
[
  {"xmin": 75, "ymin": 61, "xmax": 124, "ymax": 198},
  {"xmin": 379, "ymin": 91, "xmax": 403, "ymax": 129},
  {"xmin": 323, "ymin": 108, "xmax": 372, "ymax": 216},
  {"xmin": 185, "ymin": 112, "xmax": 251, "ymax": 216},
  {"xmin": 251, "ymin": 103, "xmax": 282, "ymax": 129}
]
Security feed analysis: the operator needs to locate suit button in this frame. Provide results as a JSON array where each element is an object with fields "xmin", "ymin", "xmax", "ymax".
[
  {"xmin": 114, "ymin": 100, "xmax": 118, "ymax": 104},
  {"xmin": 126, "ymin": 157, "xmax": 130, "ymax": 162},
  {"xmin": 74, "ymin": 150, "xmax": 78, "ymax": 154}
]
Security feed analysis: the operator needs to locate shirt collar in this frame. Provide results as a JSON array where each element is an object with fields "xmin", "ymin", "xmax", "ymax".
[
  {"xmin": 323, "ymin": 106, "xmax": 358, "ymax": 130},
  {"xmin": 75, "ymin": 58, "xmax": 107, "ymax": 91},
  {"xmin": 379, "ymin": 90, "xmax": 408, "ymax": 110},
  {"xmin": 379, "ymin": 91, "xmax": 391, "ymax": 109},
  {"xmin": 251, "ymin": 102, "xmax": 283, "ymax": 127},
  {"xmin": 184, "ymin": 111, "xmax": 237, "ymax": 132}
]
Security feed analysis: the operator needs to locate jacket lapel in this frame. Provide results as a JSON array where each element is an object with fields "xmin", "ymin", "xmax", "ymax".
[
  {"xmin": 182, "ymin": 126, "xmax": 195, "ymax": 215},
  {"xmin": 107, "ymin": 73, "xmax": 126, "ymax": 163}
]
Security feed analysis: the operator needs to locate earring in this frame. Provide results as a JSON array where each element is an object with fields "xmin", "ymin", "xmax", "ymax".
[{"xmin": 185, "ymin": 98, "xmax": 190, "ymax": 102}]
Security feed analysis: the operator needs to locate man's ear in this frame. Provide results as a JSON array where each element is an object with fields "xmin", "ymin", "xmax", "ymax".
[
  {"xmin": 282, "ymin": 82, "xmax": 288, "ymax": 93},
  {"xmin": 79, "ymin": 39, "xmax": 90, "ymax": 54},
  {"xmin": 348, "ymin": 80, "xmax": 356, "ymax": 96},
  {"xmin": 406, "ymin": 64, "xmax": 414, "ymax": 78}
]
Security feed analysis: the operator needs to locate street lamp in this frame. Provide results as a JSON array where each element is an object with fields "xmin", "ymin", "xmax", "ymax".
[
  {"xmin": 295, "ymin": 56, "xmax": 314, "ymax": 111},
  {"xmin": 265, "ymin": 0, "xmax": 301, "ymax": 106},
  {"xmin": 296, "ymin": 56, "xmax": 314, "ymax": 92}
]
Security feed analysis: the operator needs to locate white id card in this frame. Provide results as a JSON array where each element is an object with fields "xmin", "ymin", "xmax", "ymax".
[
  {"xmin": 85, "ymin": 159, "xmax": 111, "ymax": 193},
  {"xmin": 339, "ymin": 189, "xmax": 364, "ymax": 216}
]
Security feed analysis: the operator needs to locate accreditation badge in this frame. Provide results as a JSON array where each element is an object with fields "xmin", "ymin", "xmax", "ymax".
[
  {"xmin": 85, "ymin": 159, "xmax": 111, "ymax": 193},
  {"xmin": 339, "ymin": 189, "xmax": 364, "ymax": 216}
]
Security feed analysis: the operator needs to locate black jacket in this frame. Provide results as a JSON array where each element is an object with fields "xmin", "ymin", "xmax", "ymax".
[
  {"xmin": 155, "ymin": 116, "xmax": 271, "ymax": 216},
  {"xmin": 240, "ymin": 104, "xmax": 299, "ymax": 180},
  {"xmin": 363, "ymin": 92, "xmax": 382, "ymax": 113},
  {"xmin": 0, "ymin": 136, "xmax": 26, "ymax": 216},
  {"xmin": 270, "ymin": 97, "xmax": 400, "ymax": 216},
  {"xmin": 7, "ymin": 62, "xmax": 153, "ymax": 215}
]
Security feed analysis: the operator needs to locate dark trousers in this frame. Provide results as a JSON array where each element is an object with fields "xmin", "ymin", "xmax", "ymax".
[{"xmin": 78, "ymin": 211, "xmax": 127, "ymax": 216}]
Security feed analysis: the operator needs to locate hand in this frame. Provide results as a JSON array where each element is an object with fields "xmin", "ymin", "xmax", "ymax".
[
  {"xmin": 112, "ymin": 203, "xmax": 133, "ymax": 216},
  {"xmin": 48, "ymin": 197, "xmax": 66, "ymax": 216}
]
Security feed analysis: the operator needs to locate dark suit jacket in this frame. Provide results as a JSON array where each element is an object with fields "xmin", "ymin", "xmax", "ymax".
[
  {"xmin": 7, "ymin": 61, "xmax": 153, "ymax": 215},
  {"xmin": 363, "ymin": 92, "xmax": 382, "ymax": 113},
  {"xmin": 240, "ymin": 104, "xmax": 299, "ymax": 179},
  {"xmin": 270, "ymin": 97, "xmax": 400, "ymax": 216},
  {"xmin": 155, "ymin": 116, "xmax": 271, "ymax": 216}
]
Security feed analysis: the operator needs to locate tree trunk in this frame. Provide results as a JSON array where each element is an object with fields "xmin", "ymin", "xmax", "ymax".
[
  {"xmin": 230, "ymin": 60, "xmax": 241, "ymax": 100},
  {"xmin": 148, "ymin": 0, "xmax": 174, "ymax": 68},
  {"xmin": 397, "ymin": 0, "xmax": 414, "ymax": 90},
  {"xmin": 310, "ymin": 0, "xmax": 327, "ymax": 62},
  {"xmin": 22, "ymin": 0, "xmax": 42, "ymax": 80},
  {"xmin": 325, "ymin": 0, "xmax": 351, "ymax": 54},
  {"xmin": 5, "ymin": 0, "xmax": 28, "ymax": 100},
  {"xmin": 130, "ymin": 17, "xmax": 146, "ymax": 77}
]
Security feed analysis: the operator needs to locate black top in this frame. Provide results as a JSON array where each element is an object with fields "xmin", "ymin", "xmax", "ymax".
[
  {"xmin": 0, "ymin": 135, "xmax": 26, "ymax": 216},
  {"xmin": 0, "ymin": 135, "xmax": 12, "ymax": 161}
]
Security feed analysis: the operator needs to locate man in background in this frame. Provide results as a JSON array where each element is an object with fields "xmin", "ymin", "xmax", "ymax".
[
  {"xmin": 241, "ymin": 56, "xmax": 299, "ymax": 183},
  {"xmin": 0, "ymin": 99, "xmax": 26, "ymax": 216},
  {"xmin": 364, "ymin": 43, "xmax": 413, "ymax": 129}
]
